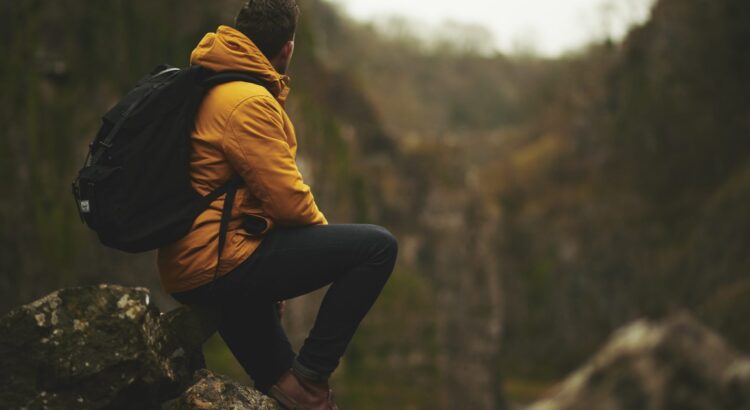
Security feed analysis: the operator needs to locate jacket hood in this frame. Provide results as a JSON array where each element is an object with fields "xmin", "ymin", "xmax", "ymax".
[{"xmin": 190, "ymin": 25, "xmax": 290, "ymax": 103}]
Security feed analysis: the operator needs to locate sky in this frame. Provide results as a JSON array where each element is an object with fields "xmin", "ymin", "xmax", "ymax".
[{"xmin": 331, "ymin": 0, "xmax": 656, "ymax": 56}]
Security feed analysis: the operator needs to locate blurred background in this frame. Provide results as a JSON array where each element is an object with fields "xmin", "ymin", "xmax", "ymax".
[{"xmin": 1, "ymin": 0, "xmax": 748, "ymax": 408}]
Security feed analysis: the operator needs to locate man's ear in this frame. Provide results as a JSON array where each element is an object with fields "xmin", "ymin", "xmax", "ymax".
[
  {"xmin": 280, "ymin": 40, "xmax": 295, "ymax": 61},
  {"xmin": 270, "ymin": 39, "xmax": 295, "ymax": 74}
]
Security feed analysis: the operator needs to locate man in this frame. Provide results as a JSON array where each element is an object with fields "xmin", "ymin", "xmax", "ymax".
[{"xmin": 157, "ymin": 1, "xmax": 398, "ymax": 409}]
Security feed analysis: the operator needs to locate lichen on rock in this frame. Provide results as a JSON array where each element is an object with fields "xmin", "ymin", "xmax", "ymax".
[
  {"xmin": 0, "ymin": 285, "xmax": 206, "ymax": 409},
  {"xmin": 163, "ymin": 369, "xmax": 281, "ymax": 410}
]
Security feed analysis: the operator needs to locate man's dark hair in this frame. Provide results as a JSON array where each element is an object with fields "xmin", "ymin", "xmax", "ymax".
[{"xmin": 235, "ymin": 0, "xmax": 300, "ymax": 60}]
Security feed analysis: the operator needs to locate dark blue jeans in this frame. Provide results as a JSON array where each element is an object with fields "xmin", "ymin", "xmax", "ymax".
[{"xmin": 172, "ymin": 224, "xmax": 397, "ymax": 392}]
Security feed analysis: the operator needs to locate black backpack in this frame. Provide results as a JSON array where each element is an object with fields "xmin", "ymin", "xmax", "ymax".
[{"xmin": 72, "ymin": 64, "xmax": 268, "ymax": 258}]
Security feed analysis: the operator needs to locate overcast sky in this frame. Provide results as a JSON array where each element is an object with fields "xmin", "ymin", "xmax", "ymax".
[{"xmin": 331, "ymin": 0, "xmax": 656, "ymax": 56}]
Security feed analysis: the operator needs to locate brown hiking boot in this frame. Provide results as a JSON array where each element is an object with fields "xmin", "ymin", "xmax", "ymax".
[{"xmin": 269, "ymin": 369, "xmax": 339, "ymax": 410}]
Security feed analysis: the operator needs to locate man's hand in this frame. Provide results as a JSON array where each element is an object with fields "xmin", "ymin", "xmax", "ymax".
[{"xmin": 276, "ymin": 300, "xmax": 286, "ymax": 320}]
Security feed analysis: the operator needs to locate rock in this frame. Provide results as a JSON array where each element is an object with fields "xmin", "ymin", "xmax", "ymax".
[
  {"xmin": 0, "ymin": 285, "xmax": 211, "ymax": 409},
  {"xmin": 528, "ymin": 314, "xmax": 750, "ymax": 410},
  {"xmin": 163, "ymin": 369, "xmax": 280, "ymax": 410}
]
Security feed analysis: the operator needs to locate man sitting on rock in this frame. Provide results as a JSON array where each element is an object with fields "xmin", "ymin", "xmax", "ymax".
[{"xmin": 157, "ymin": 1, "xmax": 398, "ymax": 409}]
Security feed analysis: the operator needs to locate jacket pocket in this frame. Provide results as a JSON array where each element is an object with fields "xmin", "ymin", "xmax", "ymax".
[{"xmin": 240, "ymin": 214, "xmax": 273, "ymax": 236}]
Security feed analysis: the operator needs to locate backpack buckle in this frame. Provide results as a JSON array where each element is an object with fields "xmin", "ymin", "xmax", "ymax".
[
  {"xmin": 79, "ymin": 200, "xmax": 91, "ymax": 214},
  {"xmin": 71, "ymin": 180, "xmax": 86, "ymax": 222}
]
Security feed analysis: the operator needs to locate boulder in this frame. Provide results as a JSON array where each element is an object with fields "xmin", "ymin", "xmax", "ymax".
[
  {"xmin": 528, "ymin": 314, "xmax": 750, "ymax": 410},
  {"xmin": 0, "ymin": 285, "xmax": 227, "ymax": 409},
  {"xmin": 163, "ymin": 369, "xmax": 280, "ymax": 410}
]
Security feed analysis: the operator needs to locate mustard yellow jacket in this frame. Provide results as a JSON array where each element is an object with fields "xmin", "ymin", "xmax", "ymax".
[{"xmin": 158, "ymin": 26, "xmax": 327, "ymax": 293}]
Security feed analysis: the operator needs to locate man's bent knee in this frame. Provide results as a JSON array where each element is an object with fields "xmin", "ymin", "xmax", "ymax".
[{"xmin": 362, "ymin": 224, "xmax": 398, "ymax": 265}]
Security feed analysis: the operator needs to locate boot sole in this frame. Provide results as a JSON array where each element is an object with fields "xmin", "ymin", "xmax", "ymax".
[{"xmin": 269, "ymin": 386, "xmax": 302, "ymax": 410}]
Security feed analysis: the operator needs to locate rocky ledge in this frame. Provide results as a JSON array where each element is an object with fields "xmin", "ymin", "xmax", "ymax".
[
  {"xmin": 0, "ymin": 285, "xmax": 278, "ymax": 410},
  {"xmin": 2, "ymin": 285, "xmax": 749, "ymax": 409}
]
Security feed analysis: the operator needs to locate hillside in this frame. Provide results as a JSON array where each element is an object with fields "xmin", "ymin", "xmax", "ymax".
[{"xmin": 1, "ymin": 0, "xmax": 748, "ymax": 408}]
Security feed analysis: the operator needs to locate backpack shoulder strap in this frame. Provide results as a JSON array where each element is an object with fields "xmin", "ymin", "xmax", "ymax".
[
  {"xmin": 216, "ymin": 175, "xmax": 243, "ymax": 270},
  {"xmin": 208, "ymin": 175, "xmax": 244, "ymax": 292},
  {"xmin": 202, "ymin": 71, "xmax": 270, "ymax": 90}
]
